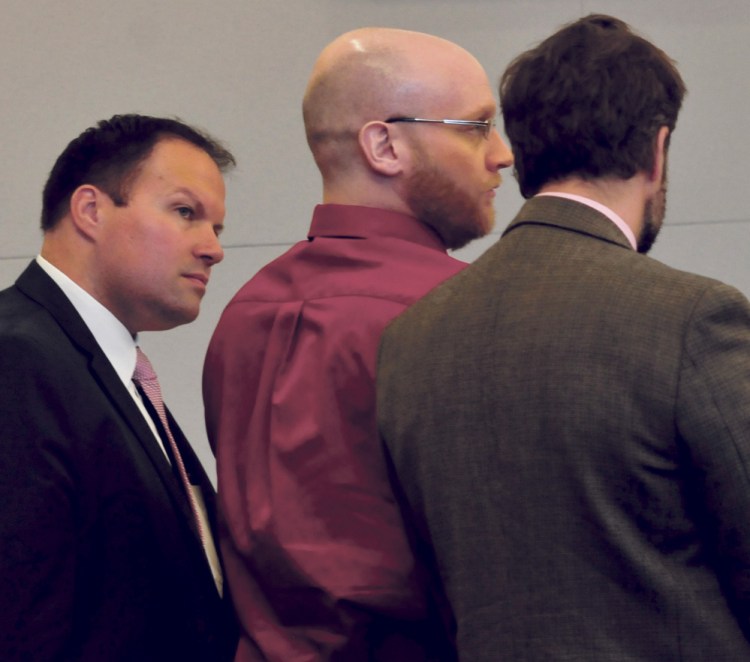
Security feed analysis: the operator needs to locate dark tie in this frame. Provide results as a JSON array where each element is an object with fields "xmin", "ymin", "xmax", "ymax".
[{"xmin": 132, "ymin": 346, "xmax": 207, "ymax": 548}]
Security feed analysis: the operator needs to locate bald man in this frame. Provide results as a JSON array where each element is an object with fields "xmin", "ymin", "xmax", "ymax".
[{"xmin": 203, "ymin": 28, "xmax": 513, "ymax": 661}]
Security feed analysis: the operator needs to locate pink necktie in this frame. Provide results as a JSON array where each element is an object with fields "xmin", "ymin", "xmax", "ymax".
[{"xmin": 132, "ymin": 347, "xmax": 206, "ymax": 547}]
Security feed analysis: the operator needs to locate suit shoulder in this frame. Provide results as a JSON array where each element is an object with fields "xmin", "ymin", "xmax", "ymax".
[{"xmin": 630, "ymin": 253, "xmax": 748, "ymax": 308}]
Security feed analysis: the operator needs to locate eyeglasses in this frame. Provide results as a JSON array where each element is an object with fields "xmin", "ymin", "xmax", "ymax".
[{"xmin": 385, "ymin": 116, "xmax": 497, "ymax": 140}]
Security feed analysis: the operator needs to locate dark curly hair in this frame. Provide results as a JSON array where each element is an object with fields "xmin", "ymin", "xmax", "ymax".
[{"xmin": 500, "ymin": 14, "xmax": 686, "ymax": 198}]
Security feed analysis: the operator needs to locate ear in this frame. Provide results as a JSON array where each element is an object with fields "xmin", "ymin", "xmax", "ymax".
[
  {"xmin": 69, "ymin": 185, "xmax": 107, "ymax": 240},
  {"xmin": 649, "ymin": 126, "xmax": 670, "ymax": 187},
  {"xmin": 358, "ymin": 121, "xmax": 404, "ymax": 177}
]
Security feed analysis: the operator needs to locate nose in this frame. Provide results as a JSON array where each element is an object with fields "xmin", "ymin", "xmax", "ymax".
[
  {"xmin": 197, "ymin": 225, "xmax": 225, "ymax": 266},
  {"xmin": 487, "ymin": 128, "xmax": 514, "ymax": 172}
]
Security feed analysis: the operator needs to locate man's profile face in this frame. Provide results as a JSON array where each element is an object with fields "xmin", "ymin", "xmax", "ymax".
[
  {"xmin": 404, "ymin": 127, "xmax": 505, "ymax": 250},
  {"xmin": 397, "ymin": 59, "xmax": 513, "ymax": 250},
  {"xmin": 93, "ymin": 138, "xmax": 227, "ymax": 333}
]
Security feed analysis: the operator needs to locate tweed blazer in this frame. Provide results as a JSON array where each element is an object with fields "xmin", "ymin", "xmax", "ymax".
[
  {"xmin": 0, "ymin": 261, "xmax": 237, "ymax": 661},
  {"xmin": 377, "ymin": 196, "xmax": 750, "ymax": 660}
]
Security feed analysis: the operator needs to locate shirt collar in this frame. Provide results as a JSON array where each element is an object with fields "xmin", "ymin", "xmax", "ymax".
[
  {"xmin": 308, "ymin": 204, "xmax": 449, "ymax": 252},
  {"xmin": 536, "ymin": 192, "xmax": 637, "ymax": 250},
  {"xmin": 36, "ymin": 255, "xmax": 138, "ymax": 386}
]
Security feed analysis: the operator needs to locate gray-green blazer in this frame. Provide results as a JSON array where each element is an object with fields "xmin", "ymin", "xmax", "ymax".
[{"xmin": 378, "ymin": 195, "xmax": 750, "ymax": 661}]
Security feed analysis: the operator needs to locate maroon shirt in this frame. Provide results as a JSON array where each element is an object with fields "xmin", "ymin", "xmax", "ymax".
[{"xmin": 203, "ymin": 204, "xmax": 466, "ymax": 660}]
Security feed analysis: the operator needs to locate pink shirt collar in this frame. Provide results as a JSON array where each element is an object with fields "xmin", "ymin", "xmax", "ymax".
[{"xmin": 536, "ymin": 192, "xmax": 637, "ymax": 251}]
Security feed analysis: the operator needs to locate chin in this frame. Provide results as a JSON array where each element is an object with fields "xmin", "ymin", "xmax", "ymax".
[{"xmin": 153, "ymin": 307, "xmax": 201, "ymax": 331}]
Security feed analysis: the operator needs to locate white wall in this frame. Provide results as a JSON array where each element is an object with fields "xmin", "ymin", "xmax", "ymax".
[{"xmin": 3, "ymin": 0, "xmax": 749, "ymax": 482}]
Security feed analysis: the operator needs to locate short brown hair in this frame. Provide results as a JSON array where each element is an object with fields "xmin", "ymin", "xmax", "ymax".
[
  {"xmin": 500, "ymin": 14, "xmax": 686, "ymax": 198},
  {"xmin": 41, "ymin": 114, "xmax": 235, "ymax": 231}
]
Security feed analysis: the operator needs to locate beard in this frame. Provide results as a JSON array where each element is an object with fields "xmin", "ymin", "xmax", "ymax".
[
  {"xmin": 638, "ymin": 186, "xmax": 666, "ymax": 254},
  {"xmin": 403, "ymin": 151, "xmax": 494, "ymax": 250},
  {"xmin": 638, "ymin": 169, "xmax": 668, "ymax": 255}
]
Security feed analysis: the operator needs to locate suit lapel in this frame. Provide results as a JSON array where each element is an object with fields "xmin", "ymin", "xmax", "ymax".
[{"xmin": 15, "ymin": 262, "xmax": 205, "ymax": 541}]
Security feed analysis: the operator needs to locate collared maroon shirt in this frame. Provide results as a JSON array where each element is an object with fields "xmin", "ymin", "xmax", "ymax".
[{"xmin": 203, "ymin": 204, "xmax": 466, "ymax": 661}]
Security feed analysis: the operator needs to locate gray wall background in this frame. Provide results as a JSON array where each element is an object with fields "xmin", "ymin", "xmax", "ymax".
[{"xmin": 2, "ymin": 0, "xmax": 748, "ymax": 483}]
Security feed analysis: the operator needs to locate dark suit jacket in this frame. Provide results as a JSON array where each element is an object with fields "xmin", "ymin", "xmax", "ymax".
[
  {"xmin": 377, "ymin": 196, "xmax": 750, "ymax": 660},
  {"xmin": 0, "ymin": 262, "xmax": 237, "ymax": 661}
]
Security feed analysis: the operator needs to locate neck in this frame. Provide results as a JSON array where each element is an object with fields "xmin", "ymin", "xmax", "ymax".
[
  {"xmin": 40, "ymin": 232, "xmax": 101, "ymax": 302},
  {"xmin": 321, "ymin": 178, "xmax": 411, "ymax": 215}
]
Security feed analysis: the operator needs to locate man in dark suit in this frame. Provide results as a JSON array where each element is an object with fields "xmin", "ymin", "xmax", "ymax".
[
  {"xmin": 0, "ymin": 114, "xmax": 238, "ymax": 660},
  {"xmin": 377, "ymin": 15, "xmax": 750, "ymax": 660}
]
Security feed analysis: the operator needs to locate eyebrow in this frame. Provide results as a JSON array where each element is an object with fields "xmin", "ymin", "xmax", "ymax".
[
  {"xmin": 475, "ymin": 105, "xmax": 498, "ymax": 120},
  {"xmin": 439, "ymin": 105, "xmax": 495, "ymax": 123},
  {"xmin": 170, "ymin": 187, "xmax": 206, "ymax": 213}
]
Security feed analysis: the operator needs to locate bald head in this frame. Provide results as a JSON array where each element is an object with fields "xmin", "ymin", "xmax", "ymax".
[{"xmin": 303, "ymin": 28, "xmax": 492, "ymax": 179}]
